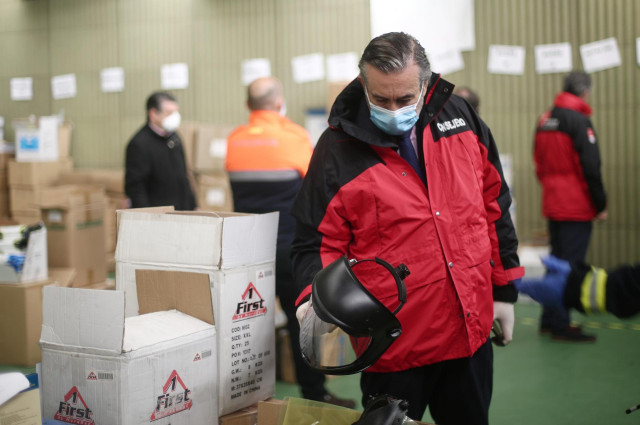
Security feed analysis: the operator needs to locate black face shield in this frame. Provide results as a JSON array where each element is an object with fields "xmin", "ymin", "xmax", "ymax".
[{"xmin": 300, "ymin": 256, "xmax": 409, "ymax": 375}]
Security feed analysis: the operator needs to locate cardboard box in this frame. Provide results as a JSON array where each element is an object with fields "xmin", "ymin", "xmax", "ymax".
[
  {"xmin": 10, "ymin": 184, "xmax": 74, "ymax": 212},
  {"xmin": 10, "ymin": 210, "xmax": 42, "ymax": 225},
  {"xmin": 196, "ymin": 172, "xmax": 234, "ymax": 212},
  {"xmin": 276, "ymin": 328, "xmax": 296, "ymax": 384},
  {"xmin": 116, "ymin": 208, "xmax": 278, "ymax": 415},
  {"xmin": 220, "ymin": 403, "xmax": 258, "ymax": 425},
  {"xmin": 193, "ymin": 124, "xmax": 234, "ymax": 173},
  {"xmin": 57, "ymin": 168, "xmax": 125, "ymax": 195},
  {"xmin": 257, "ymin": 399, "xmax": 286, "ymax": 425},
  {"xmin": 0, "ymin": 191, "xmax": 10, "ymax": 218},
  {"xmin": 40, "ymin": 185, "xmax": 106, "ymax": 287},
  {"xmin": 256, "ymin": 399, "xmax": 435, "ymax": 425},
  {"xmin": 8, "ymin": 158, "xmax": 73, "ymax": 186},
  {"xmin": 0, "ymin": 268, "xmax": 75, "ymax": 366},
  {"xmin": 0, "ymin": 224, "xmax": 47, "ymax": 284},
  {"xmin": 40, "ymin": 274, "xmax": 218, "ymax": 425},
  {"xmin": 178, "ymin": 121, "xmax": 198, "ymax": 168},
  {"xmin": 13, "ymin": 118, "xmax": 71, "ymax": 162},
  {"xmin": 0, "ymin": 278, "xmax": 53, "ymax": 366},
  {"xmin": 0, "ymin": 383, "xmax": 42, "ymax": 424}
]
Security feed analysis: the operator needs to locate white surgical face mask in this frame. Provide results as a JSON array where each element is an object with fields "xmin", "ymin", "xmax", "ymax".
[
  {"xmin": 279, "ymin": 102, "xmax": 287, "ymax": 117},
  {"xmin": 161, "ymin": 111, "xmax": 181, "ymax": 133},
  {"xmin": 365, "ymin": 86, "xmax": 424, "ymax": 136}
]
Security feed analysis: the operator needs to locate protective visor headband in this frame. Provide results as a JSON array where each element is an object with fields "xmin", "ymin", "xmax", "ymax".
[{"xmin": 300, "ymin": 256, "xmax": 409, "ymax": 375}]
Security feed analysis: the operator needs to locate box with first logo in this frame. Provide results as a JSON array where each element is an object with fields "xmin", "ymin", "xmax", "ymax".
[
  {"xmin": 39, "ymin": 272, "xmax": 218, "ymax": 425},
  {"xmin": 115, "ymin": 208, "xmax": 278, "ymax": 416}
]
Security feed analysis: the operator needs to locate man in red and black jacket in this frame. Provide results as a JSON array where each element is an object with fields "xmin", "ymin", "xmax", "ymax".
[
  {"xmin": 291, "ymin": 32, "xmax": 523, "ymax": 424},
  {"xmin": 534, "ymin": 70, "xmax": 608, "ymax": 342}
]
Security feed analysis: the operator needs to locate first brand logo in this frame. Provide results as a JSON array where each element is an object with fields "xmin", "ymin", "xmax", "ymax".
[
  {"xmin": 54, "ymin": 387, "xmax": 94, "ymax": 425},
  {"xmin": 150, "ymin": 370, "xmax": 193, "ymax": 421}
]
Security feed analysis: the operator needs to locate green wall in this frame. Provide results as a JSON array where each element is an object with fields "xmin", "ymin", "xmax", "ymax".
[{"xmin": 0, "ymin": 0, "xmax": 638, "ymax": 267}]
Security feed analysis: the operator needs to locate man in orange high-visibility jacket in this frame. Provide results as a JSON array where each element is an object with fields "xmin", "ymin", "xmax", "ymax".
[{"xmin": 225, "ymin": 76, "xmax": 354, "ymax": 408}]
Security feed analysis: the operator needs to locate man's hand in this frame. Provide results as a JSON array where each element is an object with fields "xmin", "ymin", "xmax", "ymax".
[
  {"xmin": 514, "ymin": 255, "xmax": 571, "ymax": 309},
  {"xmin": 595, "ymin": 210, "xmax": 608, "ymax": 221},
  {"xmin": 493, "ymin": 301, "xmax": 514, "ymax": 346},
  {"xmin": 296, "ymin": 300, "xmax": 311, "ymax": 326}
]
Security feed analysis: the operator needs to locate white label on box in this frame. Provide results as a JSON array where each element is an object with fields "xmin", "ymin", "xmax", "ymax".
[
  {"xmin": 218, "ymin": 265, "xmax": 275, "ymax": 415},
  {"xmin": 51, "ymin": 74, "xmax": 77, "ymax": 100},
  {"xmin": 47, "ymin": 210, "xmax": 63, "ymax": 223},
  {"xmin": 580, "ymin": 37, "xmax": 622, "ymax": 73},
  {"xmin": 535, "ymin": 42, "xmax": 572, "ymax": 74},
  {"xmin": 637, "ymin": 37, "xmax": 640, "ymax": 67},
  {"xmin": 209, "ymin": 139, "xmax": 227, "ymax": 158},
  {"xmin": 206, "ymin": 189, "xmax": 225, "ymax": 206},
  {"xmin": 17, "ymin": 128, "xmax": 39, "ymax": 152},
  {"xmin": 10, "ymin": 77, "xmax": 33, "ymax": 101}
]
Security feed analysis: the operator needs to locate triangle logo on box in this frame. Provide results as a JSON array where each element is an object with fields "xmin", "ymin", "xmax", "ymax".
[
  {"xmin": 232, "ymin": 282, "xmax": 267, "ymax": 321},
  {"xmin": 54, "ymin": 386, "xmax": 95, "ymax": 425},
  {"xmin": 86, "ymin": 371, "xmax": 97, "ymax": 381},
  {"xmin": 150, "ymin": 370, "xmax": 193, "ymax": 421}
]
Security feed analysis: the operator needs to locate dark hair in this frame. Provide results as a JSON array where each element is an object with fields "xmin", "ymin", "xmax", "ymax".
[
  {"xmin": 146, "ymin": 91, "xmax": 177, "ymax": 114},
  {"xmin": 563, "ymin": 71, "xmax": 592, "ymax": 97},
  {"xmin": 358, "ymin": 32, "xmax": 431, "ymax": 86}
]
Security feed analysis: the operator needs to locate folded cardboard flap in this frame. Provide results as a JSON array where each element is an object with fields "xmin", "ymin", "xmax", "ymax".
[
  {"xmin": 115, "ymin": 205, "xmax": 175, "ymax": 245},
  {"xmin": 40, "ymin": 286, "xmax": 125, "ymax": 354},
  {"xmin": 136, "ymin": 269, "xmax": 214, "ymax": 325}
]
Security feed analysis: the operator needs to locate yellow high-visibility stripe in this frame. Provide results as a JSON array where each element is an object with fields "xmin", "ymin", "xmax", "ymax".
[
  {"xmin": 594, "ymin": 267, "xmax": 608, "ymax": 313},
  {"xmin": 580, "ymin": 269, "xmax": 596, "ymax": 315},
  {"xmin": 580, "ymin": 267, "xmax": 608, "ymax": 315}
]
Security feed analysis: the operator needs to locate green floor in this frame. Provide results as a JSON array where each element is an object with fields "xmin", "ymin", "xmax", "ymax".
[
  {"xmin": 3, "ymin": 303, "xmax": 639, "ymax": 424},
  {"xmin": 276, "ymin": 303, "xmax": 640, "ymax": 425}
]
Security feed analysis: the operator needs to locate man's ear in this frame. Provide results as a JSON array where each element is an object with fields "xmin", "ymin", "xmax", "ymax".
[{"xmin": 357, "ymin": 76, "xmax": 365, "ymax": 89}]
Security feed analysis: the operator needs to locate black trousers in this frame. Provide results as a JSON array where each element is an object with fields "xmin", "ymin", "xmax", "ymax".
[
  {"xmin": 276, "ymin": 249, "xmax": 327, "ymax": 399},
  {"xmin": 541, "ymin": 220, "xmax": 593, "ymax": 330},
  {"xmin": 360, "ymin": 339, "xmax": 493, "ymax": 424}
]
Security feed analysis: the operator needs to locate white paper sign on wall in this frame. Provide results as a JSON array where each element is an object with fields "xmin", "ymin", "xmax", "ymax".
[
  {"xmin": 51, "ymin": 74, "xmax": 77, "ymax": 100},
  {"xmin": 580, "ymin": 37, "xmax": 621, "ymax": 73},
  {"xmin": 10, "ymin": 77, "xmax": 33, "ymax": 101},
  {"xmin": 292, "ymin": 53, "xmax": 325, "ymax": 84},
  {"xmin": 101, "ymin": 67, "xmax": 125, "ymax": 93},
  {"xmin": 161, "ymin": 63, "xmax": 189, "ymax": 90},
  {"xmin": 534, "ymin": 43, "xmax": 572, "ymax": 74},
  {"xmin": 241, "ymin": 58, "xmax": 271, "ymax": 86},
  {"xmin": 487, "ymin": 45, "xmax": 526, "ymax": 75}
]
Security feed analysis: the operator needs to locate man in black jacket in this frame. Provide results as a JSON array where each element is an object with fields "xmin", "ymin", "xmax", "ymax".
[{"xmin": 125, "ymin": 91, "xmax": 196, "ymax": 210}]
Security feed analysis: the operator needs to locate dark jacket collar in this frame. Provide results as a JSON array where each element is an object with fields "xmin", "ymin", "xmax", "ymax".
[{"xmin": 327, "ymin": 73, "xmax": 454, "ymax": 148}]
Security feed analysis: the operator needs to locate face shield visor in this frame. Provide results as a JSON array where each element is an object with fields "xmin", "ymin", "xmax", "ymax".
[{"xmin": 300, "ymin": 256, "xmax": 409, "ymax": 375}]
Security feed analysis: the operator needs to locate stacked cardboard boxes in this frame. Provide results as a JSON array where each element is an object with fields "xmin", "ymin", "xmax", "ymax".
[
  {"xmin": 0, "ymin": 142, "xmax": 14, "ymax": 218},
  {"xmin": 8, "ymin": 159, "xmax": 73, "ymax": 223},
  {"xmin": 115, "ymin": 208, "xmax": 278, "ymax": 415},
  {"xmin": 57, "ymin": 168, "xmax": 127, "ymax": 272},
  {"xmin": 179, "ymin": 122, "xmax": 235, "ymax": 212},
  {"xmin": 40, "ymin": 185, "xmax": 107, "ymax": 287}
]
